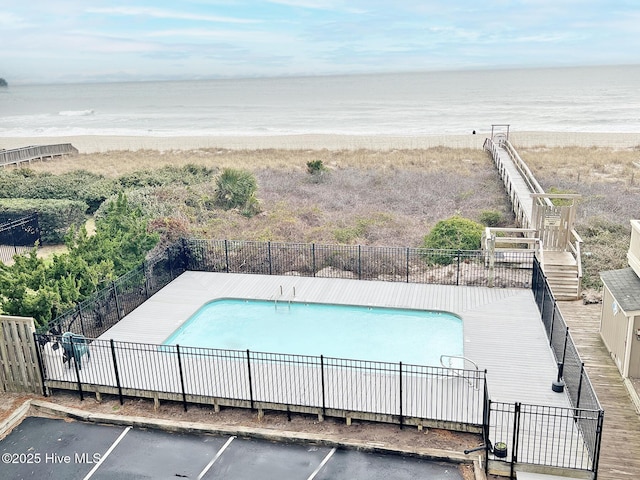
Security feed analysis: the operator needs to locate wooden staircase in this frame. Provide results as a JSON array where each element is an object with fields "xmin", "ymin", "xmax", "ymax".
[{"xmin": 541, "ymin": 251, "xmax": 581, "ymax": 300}]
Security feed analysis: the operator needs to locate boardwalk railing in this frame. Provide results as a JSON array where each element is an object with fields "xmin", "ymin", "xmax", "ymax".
[
  {"xmin": 35, "ymin": 333, "xmax": 489, "ymax": 432},
  {"xmin": 0, "ymin": 213, "xmax": 41, "ymax": 263},
  {"xmin": 0, "ymin": 144, "xmax": 78, "ymax": 167}
]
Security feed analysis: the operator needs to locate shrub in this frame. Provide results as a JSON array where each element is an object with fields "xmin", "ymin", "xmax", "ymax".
[
  {"xmin": 214, "ymin": 168, "xmax": 260, "ymax": 216},
  {"xmin": 479, "ymin": 209, "xmax": 506, "ymax": 227},
  {"xmin": 0, "ymin": 198, "xmax": 88, "ymax": 244},
  {"xmin": 0, "ymin": 169, "xmax": 116, "ymax": 214},
  {"xmin": 117, "ymin": 164, "xmax": 216, "ymax": 189},
  {"xmin": 422, "ymin": 215, "xmax": 484, "ymax": 265},
  {"xmin": 306, "ymin": 160, "xmax": 327, "ymax": 175}
]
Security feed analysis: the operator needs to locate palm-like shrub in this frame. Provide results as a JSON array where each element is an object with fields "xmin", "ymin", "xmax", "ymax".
[{"xmin": 214, "ymin": 168, "xmax": 260, "ymax": 216}]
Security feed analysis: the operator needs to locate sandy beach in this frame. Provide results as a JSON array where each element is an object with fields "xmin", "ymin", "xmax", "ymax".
[{"xmin": 1, "ymin": 131, "xmax": 639, "ymax": 153}]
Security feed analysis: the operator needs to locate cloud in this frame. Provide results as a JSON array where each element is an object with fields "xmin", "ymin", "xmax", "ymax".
[
  {"xmin": 86, "ymin": 6, "xmax": 261, "ymax": 24},
  {"xmin": 0, "ymin": 10, "xmax": 32, "ymax": 28}
]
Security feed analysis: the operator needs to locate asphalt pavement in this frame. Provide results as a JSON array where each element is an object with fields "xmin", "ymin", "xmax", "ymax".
[{"xmin": 0, "ymin": 416, "xmax": 464, "ymax": 479}]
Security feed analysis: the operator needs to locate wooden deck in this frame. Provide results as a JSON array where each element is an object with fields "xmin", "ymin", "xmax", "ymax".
[
  {"xmin": 558, "ymin": 300, "xmax": 640, "ymax": 480},
  {"xmin": 98, "ymin": 272, "xmax": 570, "ymax": 410},
  {"xmin": 37, "ymin": 272, "xmax": 599, "ymax": 474}
]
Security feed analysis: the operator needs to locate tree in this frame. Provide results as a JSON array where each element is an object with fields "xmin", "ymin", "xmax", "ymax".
[
  {"xmin": 0, "ymin": 193, "xmax": 159, "ymax": 328},
  {"xmin": 67, "ymin": 193, "xmax": 159, "ymax": 276},
  {"xmin": 0, "ymin": 78, "xmax": 7, "ymax": 87}
]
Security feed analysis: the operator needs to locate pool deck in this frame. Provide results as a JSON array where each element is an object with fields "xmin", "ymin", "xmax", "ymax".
[{"xmin": 99, "ymin": 272, "xmax": 569, "ymax": 408}]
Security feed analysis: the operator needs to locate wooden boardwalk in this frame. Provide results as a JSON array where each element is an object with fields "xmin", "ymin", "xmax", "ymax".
[
  {"xmin": 558, "ymin": 300, "xmax": 640, "ymax": 480},
  {"xmin": 0, "ymin": 144, "xmax": 77, "ymax": 167}
]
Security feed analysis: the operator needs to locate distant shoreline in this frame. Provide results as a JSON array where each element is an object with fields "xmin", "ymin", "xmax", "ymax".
[{"xmin": 1, "ymin": 131, "xmax": 638, "ymax": 153}]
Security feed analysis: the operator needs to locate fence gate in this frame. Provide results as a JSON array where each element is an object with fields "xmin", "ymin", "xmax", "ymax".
[
  {"xmin": 0, "ymin": 316, "xmax": 43, "ymax": 394},
  {"xmin": 531, "ymin": 194, "xmax": 580, "ymax": 251}
]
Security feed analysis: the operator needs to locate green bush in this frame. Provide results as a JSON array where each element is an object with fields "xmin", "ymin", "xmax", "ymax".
[
  {"xmin": 0, "ymin": 169, "xmax": 116, "ymax": 214},
  {"xmin": 0, "ymin": 198, "xmax": 88, "ymax": 244},
  {"xmin": 214, "ymin": 168, "xmax": 260, "ymax": 216},
  {"xmin": 478, "ymin": 209, "xmax": 506, "ymax": 227},
  {"xmin": 117, "ymin": 164, "xmax": 216, "ymax": 189},
  {"xmin": 306, "ymin": 160, "xmax": 327, "ymax": 175},
  {"xmin": 422, "ymin": 215, "xmax": 484, "ymax": 265}
]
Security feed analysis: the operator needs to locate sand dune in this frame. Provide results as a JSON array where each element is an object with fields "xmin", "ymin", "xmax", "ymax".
[{"xmin": 1, "ymin": 131, "xmax": 638, "ymax": 154}]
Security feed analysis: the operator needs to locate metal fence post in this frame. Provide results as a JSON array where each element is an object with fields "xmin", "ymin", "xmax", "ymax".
[
  {"xmin": 358, "ymin": 245, "xmax": 362, "ymax": 280},
  {"xmin": 110, "ymin": 339, "xmax": 124, "ymax": 405},
  {"xmin": 511, "ymin": 402, "xmax": 521, "ymax": 479},
  {"xmin": 399, "ymin": 361, "xmax": 404, "ymax": 429},
  {"xmin": 549, "ymin": 304, "xmax": 556, "ymax": 345},
  {"xmin": 320, "ymin": 355, "xmax": 326, "ymax": 417},
  {"xmin": 406, "ymin": 248, "xmax": 410, "ymax": 283},
  {"xmin": 593, "ymin": 410, "xmax": 605, "ymax": 479},
  {"xmin": 143, "ymin": 260, "xmax": 150, "ymax": 299},
  {"xmin": 312, "ymin": 243, "xmax": 316, "ymax": 277},
  {"xmin": 77, "ymin": 305, "xmax": 86, "ymax": 337},
  {"xmin": 113, "ymin": 282, "xmax": 122, "ymax": 320},
  {"xmin": 176, "ymin": 345, "xmax": 188, "ymax": 412},
  {"xmin": 576, "ymin": 362, "xmax": 585, "ymax": 409},
  {"xmin": 224, "ymin": 239, "xmax": 230, "ymax": 272},
  {"xmin": 33, "ymin": 333, "xmax": 48, "ymax": 397},
  {"xmin": 70, "ymin": 336, "xmax": 84, "ymax": 401},
  {"xmin": 246, "ymin": 349, "xmax": 254, "ymax": 409},
  {"xmin": 268, "ymin": 241, "xmax": 272, "ymax": 275},
  {"xmin": 483, "ymin": 378, "xmax": 491, "ymax": 475}
]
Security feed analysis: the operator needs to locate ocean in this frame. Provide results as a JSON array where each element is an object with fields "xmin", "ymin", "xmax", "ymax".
[{"xmin": 1, "ymin": 65, "xmax": 639, "ymax": 138}]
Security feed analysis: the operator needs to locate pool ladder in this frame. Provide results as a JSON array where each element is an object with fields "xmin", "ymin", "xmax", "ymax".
[
  {"xmin": 440, "ymin": 354, "xmax": 481, "ymax": 390},
  {"xmin": 273, "ymin": 285, "xmax": 296, "ymax": 311}
]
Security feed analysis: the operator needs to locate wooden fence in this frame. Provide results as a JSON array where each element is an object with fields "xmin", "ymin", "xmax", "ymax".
[
  {"xmin": 0, "ymin": 144, "xmax": 78, "ymax": 167},
  {"xmin": 0, "ymin": 316, "xmax": 43, "ymax": 394}
]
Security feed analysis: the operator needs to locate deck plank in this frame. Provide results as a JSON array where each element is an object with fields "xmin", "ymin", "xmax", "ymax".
[{"xmin": 558, "ymin": 300, "xmax": 640, "ymax": 480}]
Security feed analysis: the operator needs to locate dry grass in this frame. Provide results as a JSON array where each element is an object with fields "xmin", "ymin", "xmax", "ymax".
[
  {"xmin": 27, "ymin": 147, "xmax": 508, "ymax": 248},
  {"xmin": 521, "ymin": 146, "xmax": 640, "ymax": 289},
  {"xmin": 20, "ymin": 145, "xmax": 639, "ymax": 286},
  {"xmin": 26, "ymin": 147, "xmax": 485, "ymax": 178}
]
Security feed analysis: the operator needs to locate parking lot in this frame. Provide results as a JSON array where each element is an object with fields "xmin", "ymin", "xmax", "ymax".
[{"xmin": 1, "ymin": 416, "xmax": 464, "ymax": 479}]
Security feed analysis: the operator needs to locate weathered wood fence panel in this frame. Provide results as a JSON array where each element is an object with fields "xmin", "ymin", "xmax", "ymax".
[
  {"xmin": 0, "ymin": 144, "xmax": 78, "ymax": 167},
  {"xmin": 0, "ymin": 316, "xmax": 42, "ymax": 394}
]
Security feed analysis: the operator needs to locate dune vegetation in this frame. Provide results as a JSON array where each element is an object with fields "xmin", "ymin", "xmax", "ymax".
[{"xmin": 6, "ymin": 144, "xmax": 640, "ymax": 294}]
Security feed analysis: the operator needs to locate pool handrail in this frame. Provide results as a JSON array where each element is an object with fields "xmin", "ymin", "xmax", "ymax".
[{"xmin": 440, "ymin": 354, "xmax": 480, "ymax": 389}]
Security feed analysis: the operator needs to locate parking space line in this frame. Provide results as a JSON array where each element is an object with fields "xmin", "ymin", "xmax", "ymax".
[
  {"xmin": 82, "ymin": 426, "xmax": 131, "ymax": 480},
  {"xmin": 197, "ymin": 435, "xmax": 236, "ymax": 480},
  {"xmin": 306, "ymin": 447, "xmax": 336, "ymax": 480}
]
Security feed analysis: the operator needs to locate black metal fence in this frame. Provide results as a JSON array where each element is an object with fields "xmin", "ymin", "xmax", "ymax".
[
  {"xmin": 526, "ymin": 257, "xmax": 604, "ymax": 476},
  {"xmin": 43, "ymin": 239, "xmax": 533, "ymax": 338},
  {"xmin": 488, "ymin": 401, "xmax": 603, "ymax": 477},
  {"xmin": 35, "ymin": 333, "xmax": 488, "ymax": 432},
  {"xmin": 34, "ymin": 239, "xmax": 605, "ymax": 477},
  {"xmin": 44, "ymin": 243, "xmax": 187, "ymax": 338},
  {"xmin": 0, "ymin": 213, "xmax": 41, "ymax": 263},
  {"xmin": 183, "ymin": 239, "xmax": 534, "ymax": 288}
]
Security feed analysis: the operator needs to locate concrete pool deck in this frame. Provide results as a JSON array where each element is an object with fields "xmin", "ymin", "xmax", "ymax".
[{"xmin": 98, "ymin": 271, "xmax": 568, "ymax": 408}]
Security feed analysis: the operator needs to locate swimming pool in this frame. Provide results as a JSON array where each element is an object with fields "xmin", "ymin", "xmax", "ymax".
[{"xmin": 163, "ymin": 299, "xmax": 463, "ymax": 366}]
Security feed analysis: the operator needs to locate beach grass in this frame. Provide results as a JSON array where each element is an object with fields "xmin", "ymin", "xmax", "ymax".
[{"xmin": 12, "ymin": 141, "xmax": 640, "ymax": 291}]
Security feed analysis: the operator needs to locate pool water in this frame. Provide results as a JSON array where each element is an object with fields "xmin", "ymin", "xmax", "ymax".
[{"xmin": 163, "ymin": 299, "xmax": 463, "ymax": 366}]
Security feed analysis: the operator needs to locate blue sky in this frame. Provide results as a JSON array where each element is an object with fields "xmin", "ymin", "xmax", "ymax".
[{"xmin": 1, "ymin": 0, "xmax": 639, "ymax": 84}]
